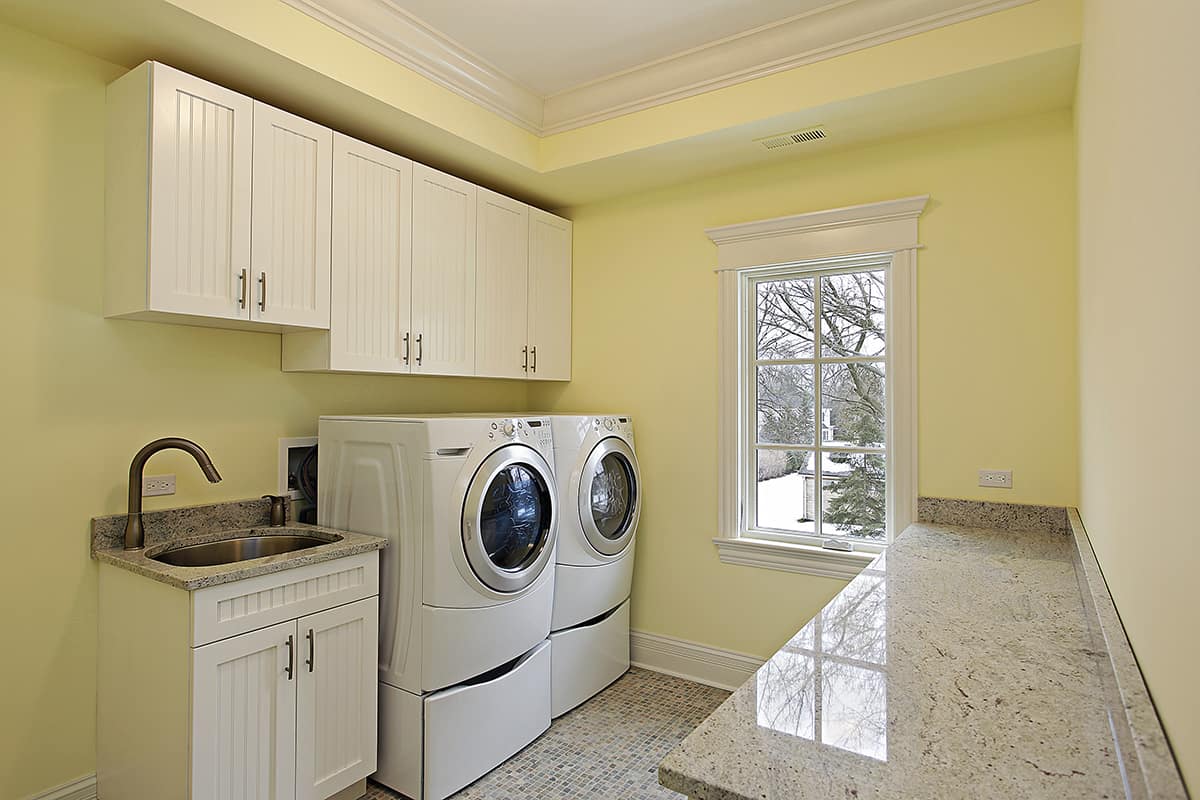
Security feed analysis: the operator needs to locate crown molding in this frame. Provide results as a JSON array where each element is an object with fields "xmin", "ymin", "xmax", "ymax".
[
  {"xmin": 280, "ymin": 0, "xmax": 543, "ymax": 132},
  {"xmin": 284, "ymin": 0, "xmax": 1032, "ymax": 137}
]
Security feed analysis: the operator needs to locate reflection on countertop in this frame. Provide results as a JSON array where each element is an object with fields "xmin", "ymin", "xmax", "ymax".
[{"xmin": 660, "ymin": 521, "xmax": 1188, "ymax": 799}]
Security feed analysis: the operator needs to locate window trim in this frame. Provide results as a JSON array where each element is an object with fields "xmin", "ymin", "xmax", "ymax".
[{"xmin": 710, "ymin": 196, "xmax": 926, "ymax": 579}]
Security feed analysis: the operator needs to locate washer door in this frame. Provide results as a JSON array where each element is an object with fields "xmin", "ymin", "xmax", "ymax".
[
  {"xmin": 578, "ymin": 437, "xmax": 641, "ymax": 557},
  {"xmin": 462, "ymin": 444, "xmax": 558, "ymax": 593}
]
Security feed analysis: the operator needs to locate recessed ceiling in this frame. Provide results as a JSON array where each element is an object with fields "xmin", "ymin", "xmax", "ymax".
[{"xmin": 390, "ymin": 0, "xmax": 835, "ymax": 96}]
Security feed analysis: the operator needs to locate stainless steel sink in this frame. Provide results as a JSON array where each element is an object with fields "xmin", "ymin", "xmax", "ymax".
[{"xmin": 150, "ymin": 532, "xmax": 337, "ymax": 567}]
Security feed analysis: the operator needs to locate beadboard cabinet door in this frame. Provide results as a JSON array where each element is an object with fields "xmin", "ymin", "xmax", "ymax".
[
  {"xmin": 192, "ymin": 619, "xmax": 297, "ymax": 800},
  {"xmin": 528, "ymin": 209, "xmax": 573, "ymax": 380},
  {"xmin": 250, "ymin": 101, "xmax": 333, "ymax": 329},
  {"xmin": 295, "ymin": 597, "xmax": 380, "ymax": 800},
  {"xmin": 411, "ymin": 164, "xmax": 477, "ymax": 376},
  {"xmin": 111, "ymin": 62, "xmax": 255, "ymax": 321},
  {"xmin": 475, "ymin": 189, "xmax": 530, "ymax": 379}
]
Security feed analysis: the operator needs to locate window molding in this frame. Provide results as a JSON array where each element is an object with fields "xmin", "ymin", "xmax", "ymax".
[{"xmin": 712, "ymin": 195, "xmax": 927, "ymax": 579}]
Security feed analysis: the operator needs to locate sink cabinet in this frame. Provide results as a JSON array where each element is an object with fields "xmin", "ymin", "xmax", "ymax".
[{"xmin": 97, "ymin": 551, "xmax": 379, "ymax": 800}]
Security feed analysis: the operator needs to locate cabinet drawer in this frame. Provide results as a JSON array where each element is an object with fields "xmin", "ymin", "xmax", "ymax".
[{"xmin": 192, "ymin": 552, "xmax": 378, "ymax": 646}]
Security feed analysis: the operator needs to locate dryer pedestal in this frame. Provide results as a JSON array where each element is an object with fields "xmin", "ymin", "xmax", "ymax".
[
  {"xmin": 377, "ymin": 640, "xmax": 551, "ymax": 800},
  {"xmin": 549, "ymin": 598, "xmax": 630, "ymax": 718}
]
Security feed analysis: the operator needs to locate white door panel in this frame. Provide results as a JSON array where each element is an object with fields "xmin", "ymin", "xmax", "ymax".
[
  {"xmin": 251, "ymin": 101, "xmax": 332, "ymax": 329},
  {"xmin": 192, "ymin": 619, "xmax": 297, "ymax": 800},
  {"xmin": 330, "ymin": 133, "xmax": 413, "ymax": 371},
  {"xmin": 475, "ymin": 189, "xmax": 529, "ymax": 379},
  {"xmin": 411, "ymin": 164, "xmax": 476, "ymax": 376},
  {"xmin": 296, "ymin": 597, "xmax": 379, "ymax": 800},
  {"xmin": 528, "ymin": 209, "xmax": 572, "ymax": 380},
  {"xmin": 148, "ymin": 64, "xmax": 253, "ymax": 319}
]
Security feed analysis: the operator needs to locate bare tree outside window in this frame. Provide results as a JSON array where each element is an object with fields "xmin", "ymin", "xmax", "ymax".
[{"xmin": 752, "ymin": 267, "xmax": 887, "ymax": 540}]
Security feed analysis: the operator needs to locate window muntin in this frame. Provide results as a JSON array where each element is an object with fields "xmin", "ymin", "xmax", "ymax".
[{"xmin": 746, "ymin": 260, "xmax": 890, "ymax": 546}]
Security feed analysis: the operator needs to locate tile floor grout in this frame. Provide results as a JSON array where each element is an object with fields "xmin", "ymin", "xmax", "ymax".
[{"xmin": 364, "ymin": 667, "xmax": 730, "ymax": 800}]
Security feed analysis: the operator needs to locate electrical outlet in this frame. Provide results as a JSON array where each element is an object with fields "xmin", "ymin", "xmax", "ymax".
[
  {"xmin": 978, "ymin": 469, "xmax": 1012, "ymax": 489},
  {"xmin": 142, "ymin": 474, "xmax": 176, "ymax": 497}
]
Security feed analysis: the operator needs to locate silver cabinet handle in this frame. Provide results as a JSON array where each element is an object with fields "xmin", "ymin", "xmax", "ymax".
[
  {"xmin": 285, "ymin": 634, "xmax": 294, "ymax": 680},
  {"xmin": 522, "ymin": 345, "xmax": 529, "ymax": 372},
  {"xmin": 238, "ymin": 269, "xmax": 248, "ymax": 309},
  {"xmin": 257, "ymin": 272, "xmax": 267, "ymax": 312},
  {"xmin": 402, "ymin": 332, "xmax": 410, "ymax": 364},
  {"xmin": 305, "ymin": 628, "xmax": 314, "ymax": 673},
  {"xmin": 415, "ymin": 334, "xmax": 423, "ymax": 366},
  {"xmin": 531, "ymin": 346, "xmax": 537, "ymax": 373}
]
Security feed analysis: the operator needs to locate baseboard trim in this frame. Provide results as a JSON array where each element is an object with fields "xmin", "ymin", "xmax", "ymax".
[
  {"xmin": 630, "ymin": 629, "xmax": 763, "ymax": 691},
  {"xmin": 24, "ymin": 774, "xmax": 96, "ymax": 800}
]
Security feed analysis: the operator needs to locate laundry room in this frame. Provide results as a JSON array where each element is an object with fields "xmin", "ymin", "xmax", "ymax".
[{"xmin": 0, "ymin": 1, "xmax": 1196, "ymax": 799}]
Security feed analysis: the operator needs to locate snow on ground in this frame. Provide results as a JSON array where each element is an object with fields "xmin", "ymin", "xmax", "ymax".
[{"xmin": 756, "ymin": 473, "xmax": 815, "ymax": 533}]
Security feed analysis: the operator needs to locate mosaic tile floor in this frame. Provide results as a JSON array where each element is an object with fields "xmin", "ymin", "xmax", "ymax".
[{"xmin": 365, "ymin": 667, "xmax": 730, "ymax": 800}]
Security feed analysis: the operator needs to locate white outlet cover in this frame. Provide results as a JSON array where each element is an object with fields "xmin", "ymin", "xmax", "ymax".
[
  {"xmin": 978, "ymin": 469, "xmax": 1012, "ymax": 489},
  {"xmin": 142, "ymin": 473, "xmax": 176, "ymax": 497}
]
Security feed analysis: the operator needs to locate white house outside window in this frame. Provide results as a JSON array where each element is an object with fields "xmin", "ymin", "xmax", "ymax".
[{"xmin": 709, "ymin": 196, "xmax": 925, "ymax": 580}]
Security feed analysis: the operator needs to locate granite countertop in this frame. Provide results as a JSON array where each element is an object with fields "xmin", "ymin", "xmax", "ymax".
[
  {"xmin": 91, "ymin": 498, "xmax": 386, "ymax": 591},
  {"xmin": 659, "ymin": 516, "xmax": 1188, "ymax": 799}
]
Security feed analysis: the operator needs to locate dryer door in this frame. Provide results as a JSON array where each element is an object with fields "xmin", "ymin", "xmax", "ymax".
[
  {"xmin": 462, "ymin": 443, "xmax": 558, "ymax": 593},
  {"xmin": 578, "ymin": 437, "xmax": 641, "ymax": 557}
]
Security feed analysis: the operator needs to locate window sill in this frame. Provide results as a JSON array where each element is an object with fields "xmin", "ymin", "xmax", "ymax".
[{"xmin": 712, "ymin": 536, "xmax": 876, "ymax": 580}]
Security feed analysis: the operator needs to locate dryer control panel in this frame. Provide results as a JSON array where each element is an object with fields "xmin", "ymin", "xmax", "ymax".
[
  {"xmin": 488, "ymin": 416, "xmax": 555, "ymax": 460},
  {"xmin": 591, "ymin": 416, "xmax": 633, "ymax": 436}
]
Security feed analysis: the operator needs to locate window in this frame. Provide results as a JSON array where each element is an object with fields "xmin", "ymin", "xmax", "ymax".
[
  {"xmin": 709, "ymin": 196, "xmax": 924, "ymax": 579},
  {"xmin": 746, "ymin": 258, "xmax": 889, "ymax": 548}
]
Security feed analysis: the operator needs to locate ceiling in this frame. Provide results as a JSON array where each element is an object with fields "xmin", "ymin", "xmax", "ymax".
[{"xmin": 389, "ymin": 0, "xmax": 833, "ymax": 96}]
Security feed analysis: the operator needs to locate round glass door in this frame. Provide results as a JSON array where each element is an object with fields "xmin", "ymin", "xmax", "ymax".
[
  {"xmin": 579, "ymin": 438, "xmax": 641, "ymax": 556},
  {"xmin": 463, "ymin": 444, "xmax": 558, "ymax": 593}
]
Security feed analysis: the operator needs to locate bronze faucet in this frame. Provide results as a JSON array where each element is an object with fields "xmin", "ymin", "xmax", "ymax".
[{"xmin": 124, "ymin": 437, "xmax": 222, "ymax": 550}]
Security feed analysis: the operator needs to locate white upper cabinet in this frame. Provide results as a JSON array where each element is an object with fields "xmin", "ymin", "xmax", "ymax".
[
  {"xmin": 107, "ymin": 62, "xmax": 254, "ymax": 322},
  {"xmin": 105, "ymin": 62, "xmax": 333, "ymax": 332},
  {"xmin": 411, "ymin": 164, "xmax": 477, "ymax": 377},
  {"xmin": 528, "ymin": 209, "xmax": 573, "ymax": 381},
  {"xmin": 250, "ymin": 102, "xmax": 333, "ymax": 329},
  {"xmin": 282, "ymin": 133, "xmax": 413, "ymax": 373},
  {"xmin": 475, "ymin": 189, "xmax": 530, "ymax": 379}
]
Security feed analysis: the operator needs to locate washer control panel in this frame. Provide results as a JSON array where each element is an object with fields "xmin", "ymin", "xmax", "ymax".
[{"xmin": 487, "ymin": 417, "xmax": 555, "ymax": 459}]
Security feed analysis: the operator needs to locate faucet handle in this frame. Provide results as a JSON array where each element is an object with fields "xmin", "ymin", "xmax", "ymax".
[{"xmin": 262, "ymin": 495, "xmax": 287, "ymax": 527}]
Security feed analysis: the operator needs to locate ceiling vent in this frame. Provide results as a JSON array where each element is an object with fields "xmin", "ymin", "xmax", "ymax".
[{"xmin": 756, "ymin": 127, "xmax": 826, "ymax": 151}]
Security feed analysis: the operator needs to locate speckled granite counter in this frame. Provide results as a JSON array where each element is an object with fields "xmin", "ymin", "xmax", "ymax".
[
  {"xmin": 91, "ymin": 498, "xmax": 386, "ymax": 590},
  {"xmin": 660, "ymin": 516, "xmax": 1187, "ymax": 799}
]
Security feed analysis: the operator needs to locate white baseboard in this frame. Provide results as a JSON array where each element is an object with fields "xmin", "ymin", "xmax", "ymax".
[
  {"xmin": 24, "ymin": 774, "xmax": 96, "ymax": 800},
  {"xmin": 630, "ymin": 629, "xmax": 763, "ymax": 691}
]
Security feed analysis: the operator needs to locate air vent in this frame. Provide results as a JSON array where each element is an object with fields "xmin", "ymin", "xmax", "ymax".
[{"xmin": 756, "ymin": 127, "xmax": 826, "ymax": 151}]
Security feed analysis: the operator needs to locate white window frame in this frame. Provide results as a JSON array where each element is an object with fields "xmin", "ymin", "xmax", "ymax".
[{"xmin": 710, "ymin": 195, "xmax": 926, "ymax": 580}]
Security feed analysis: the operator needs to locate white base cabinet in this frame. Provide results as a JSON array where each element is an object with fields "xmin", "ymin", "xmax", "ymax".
[{"xmin": 97, "ymin": 552, "xmax": 380, "ymax": 800}]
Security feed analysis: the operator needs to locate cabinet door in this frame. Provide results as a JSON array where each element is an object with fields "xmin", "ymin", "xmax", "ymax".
[
  {"xmin": 329, "ymin": 133, "xmax": 413, "ymax": 372},
  {"xmin": 411, "ymin": 164, "xmax": 476, "ymax": 376},
  {"xmin": 295, "ymin": 597, "xmax": 380, "ymax": 800},
  {"xmin": 148, "ymin": 63, "xmax": 253, "ymax": 319},
  {"xmin": 192, "ymin": 619, "xmax": 297, "ymax": 800},
  {"xmin": 475, "ymin": 189, "xmax": 529, "ymax": 379},
  {"xmin": 250, "ymin": 101, "xmax": 333, "ymax": 329},
  {"xmin": 528, "ymin": 209, "xmax": 573, "ymax": 380}
]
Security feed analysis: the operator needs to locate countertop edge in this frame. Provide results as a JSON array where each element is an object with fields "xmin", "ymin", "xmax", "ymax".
[{"xmin": 1066, "ymin": 509, "xmax": 1189, "ymax": 799}]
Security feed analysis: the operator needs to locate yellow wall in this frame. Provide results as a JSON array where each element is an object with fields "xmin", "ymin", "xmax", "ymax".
[
  {"xmin": 533, "ymin": 109, "xmax": 1079, "ymax": 658},
  {"xmin": 1076, "ymin": 0, "xmax": 1199, "ymax": 789},
  {"xmin": 0, "ymin": 23, "xmax": 530, "ymax": 799}
]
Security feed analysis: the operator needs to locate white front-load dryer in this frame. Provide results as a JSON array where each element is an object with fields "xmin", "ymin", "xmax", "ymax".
[
  {"xmin": 545, "ymin": 414, "xmax": 642, "ymax": 717},
  {"xmin": 319, "ymin": 414, "xmax": 558, "ymax": 800}
]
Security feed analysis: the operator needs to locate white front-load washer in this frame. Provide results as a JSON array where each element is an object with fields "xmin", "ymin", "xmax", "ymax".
[
  {"xmin": 545, "ymin": 414, "xmax": 642, "ymax": 718},
  {"xmin": 318, "ymin": 414, "xmax": 558, "ymax": 800}
]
